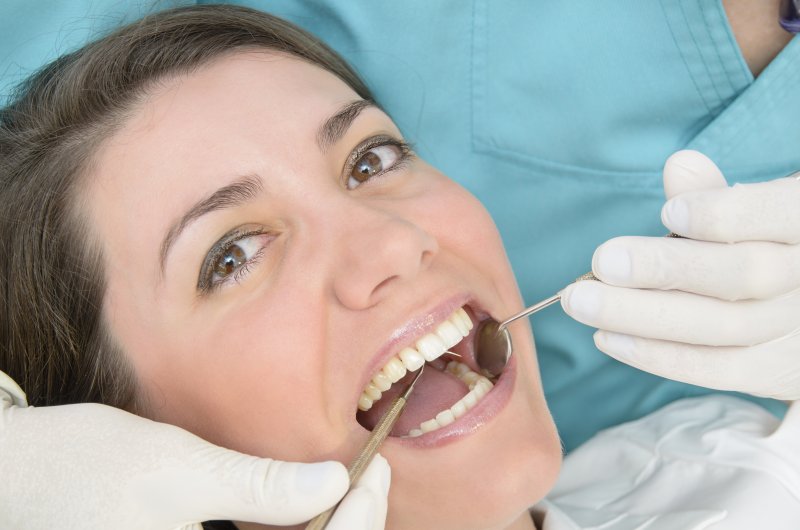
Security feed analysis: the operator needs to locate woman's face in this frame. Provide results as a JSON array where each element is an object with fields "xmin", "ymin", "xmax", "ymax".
[{"xmin": 85, "ymin": 52, "xmax": 561, "ymax": 530}]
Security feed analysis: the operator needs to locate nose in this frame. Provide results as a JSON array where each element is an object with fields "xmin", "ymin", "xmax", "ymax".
[{"xmin": 332, "ymin": 204, "xmax": 439, "ymax": 310}]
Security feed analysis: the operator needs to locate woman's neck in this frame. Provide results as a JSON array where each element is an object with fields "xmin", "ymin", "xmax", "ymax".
[
  {"xmin": 506, "ymin": 511, "xmax": 537, "ymax": 530},
  {"xmin": 234, "ymin": 510, "xmax": 538, "ymax": 529}
]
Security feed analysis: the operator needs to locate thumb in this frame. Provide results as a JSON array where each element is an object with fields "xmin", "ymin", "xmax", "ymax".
[
  {"xmin": 663, "ymin": 150, "xmax": 728, "ymax": 199},
  {"xmin": 136, "ymin": 439, "xmax": 349, "ymax": 527}
]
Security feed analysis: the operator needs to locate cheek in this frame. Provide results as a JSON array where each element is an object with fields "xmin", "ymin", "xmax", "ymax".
[
  {"xmin": 112, "ymin": 287, "xmax": 335, "ymax": 460},
  {"xmin": 426, "ymin": 178, "xmax": 509, "ymax": 268}
]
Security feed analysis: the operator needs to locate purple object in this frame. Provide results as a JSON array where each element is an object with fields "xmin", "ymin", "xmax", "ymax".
[{"xmin": 780, "ymin": 0, "xmax": 800, "ymax": 33}]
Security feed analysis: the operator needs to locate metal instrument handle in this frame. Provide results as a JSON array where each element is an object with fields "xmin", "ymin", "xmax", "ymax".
[
  {"xmin": 498, "ymin": 272, "xmax": 596, "ymax": 330},
  {"xmin": 305, "ymin": 369, "xmax": 422, "ymax": 530}
]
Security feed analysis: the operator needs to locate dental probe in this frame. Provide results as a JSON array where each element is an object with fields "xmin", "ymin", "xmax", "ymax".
[
  {"xmin": 305, "ymin": 366, "xmax": 425, "ymax": 530},
  {"xmin": 476, "ymin": 233, "xmax": 682, "ymax": 378}
]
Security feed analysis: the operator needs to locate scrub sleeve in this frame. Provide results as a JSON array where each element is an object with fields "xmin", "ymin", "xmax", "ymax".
[{"xmin": 2, "ymin": 0, "xmax": 798, "ymax": 450}]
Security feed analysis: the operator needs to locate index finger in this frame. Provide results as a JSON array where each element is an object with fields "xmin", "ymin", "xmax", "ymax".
[{"xmin": 661, "ymin": 174, "xmax": 800, "ymax": 244}]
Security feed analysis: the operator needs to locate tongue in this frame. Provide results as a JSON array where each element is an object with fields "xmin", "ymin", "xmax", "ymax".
[{"xmin": 357, "ymin": 366, "xmax": 469, "ymax": 436}]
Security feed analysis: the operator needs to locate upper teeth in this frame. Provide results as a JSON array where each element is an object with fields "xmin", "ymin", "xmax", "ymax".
[{"xmin": 357, "ymin": 307, "xmax": 473, "ymax": 412}]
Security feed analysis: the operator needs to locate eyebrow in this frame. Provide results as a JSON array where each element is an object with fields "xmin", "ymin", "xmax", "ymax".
[
  {"xmin": 316, "ymin": 99, "xmax": 377, "ymax": 153},
  {"xmin": 159, "ymin": 174, "xmax": 263, "ymax": 272},
  {"xmin": 159, "ymin": 100, "xmax": 377, "ymax": 274}
]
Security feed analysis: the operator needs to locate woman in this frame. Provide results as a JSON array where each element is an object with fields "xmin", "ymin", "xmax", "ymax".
[
  {"xmin": 1, "ymin": 5, "xmax": 560, "ymax": 529},
  {"xmin": 2, "ymin": 5, "xmax": 799, "ymax": 530}
]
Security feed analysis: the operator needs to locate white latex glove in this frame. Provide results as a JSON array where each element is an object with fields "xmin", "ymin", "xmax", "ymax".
[
  {"xmin": 0, "ymin": 371, "xmax": 390, "ymax": 530},
  {"xmin": 561, "ymin": 150, "xmax": 800, "ymax": 400}
]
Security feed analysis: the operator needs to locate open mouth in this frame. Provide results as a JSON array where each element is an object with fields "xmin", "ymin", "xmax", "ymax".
[{"xmin": 356, "ymin": 305, "xmax": 499, "ymax": 438}]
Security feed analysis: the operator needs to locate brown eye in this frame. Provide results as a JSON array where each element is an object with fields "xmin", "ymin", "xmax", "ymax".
[
  {"xmin": 347, "ymin": 144, "xmax": 403, "ymax": 189},
  {"xmin": 351, "ymin": 151, "xmax": 383, "ymax": 183},
  {"xmin": 214, "ymin": 244, "xmax": 247, "ymax": 277},
  {"xmin": 199, "ymin": 232, "xmax": 273, "ymax": 293}
]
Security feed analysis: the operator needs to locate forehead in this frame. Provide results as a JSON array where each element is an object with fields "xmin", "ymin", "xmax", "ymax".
[
  {"xmin": 89, "ymin": 49, "xmax": 360, "ymax": 210},
  {"xmin": 85, "ymin": 51, "xmax": 361, "ymax": 283},
  {"xmin": 119, "ymin": 51, "xmax": 359, "ymax": 147},
  {"xmin": 90, "ymin": 48, "xmax": 362, "ymax": 189}
]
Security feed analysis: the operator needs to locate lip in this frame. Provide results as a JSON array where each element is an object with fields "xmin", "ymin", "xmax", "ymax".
[
  {"xmin": 353, "ymin": 292, "xmax": 511, "ymax": 447},
  {"xmin": 354, "ymin": 292, "xmax": 493, "ymax": 414},
  {"xmin": 392, "ymin": 351, "xmax": 517, "ymax": 448}
]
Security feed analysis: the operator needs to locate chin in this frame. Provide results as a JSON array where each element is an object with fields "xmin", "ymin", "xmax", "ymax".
[
  {"xmin": 386, "ymin": 424, "xmax": 561, "ymax": 530},
  {"xmin": 381, "ymin": 348, "xmax": 563, "ymax": 530}
]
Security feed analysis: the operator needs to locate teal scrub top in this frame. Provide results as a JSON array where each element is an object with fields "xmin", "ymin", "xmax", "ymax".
[{"xmin": 2, "ymin": 0, "xmax": 797, "ymax": 451}]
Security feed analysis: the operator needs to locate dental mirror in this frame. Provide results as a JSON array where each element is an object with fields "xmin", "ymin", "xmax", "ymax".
[
  {"xmin": 476, "ymin": 272, "xmax": 596, "ymax": 379},
  {"xmin": 477, "ymin": 233, "xmax": 682, "ymax": 378}
]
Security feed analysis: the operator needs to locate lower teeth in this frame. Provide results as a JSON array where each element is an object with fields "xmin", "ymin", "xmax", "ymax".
[{"xmin": 404, "ymin": 360, "xmax": 493, "ymax": 438}]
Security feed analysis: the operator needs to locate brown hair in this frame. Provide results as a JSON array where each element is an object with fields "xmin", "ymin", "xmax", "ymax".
[{"xmin": 0, "ymin": 5, "xmax": 372, "ymax": 408}]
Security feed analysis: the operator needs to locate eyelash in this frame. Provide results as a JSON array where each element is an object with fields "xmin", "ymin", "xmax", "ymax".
[
  {"xmin": 343, "ymin": 134, "xmax": 414, "ymax": 188},
  {"xmin": 197, "ymin": 228, "xmax": 268, "ymax": 294},
  {"xmin": 197, "ymin": 135, "xmax": 414, "ymax": 294}
]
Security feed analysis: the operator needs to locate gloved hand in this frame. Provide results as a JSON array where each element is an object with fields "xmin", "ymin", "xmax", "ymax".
[
  {"xmin": 0, "ymin": 371, "xmax": 389, "ymax": 530},
  {"xmin": 561, "ymin": 150, "xmax": 800, "ymax": 400}
]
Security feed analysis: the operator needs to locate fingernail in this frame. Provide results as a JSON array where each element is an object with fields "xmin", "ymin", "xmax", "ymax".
[
  {"xmin": 596, "ymin": 331, "xmax": 636, "ymax": 360},
  {"xmin": 593, "ymin": 243, "xmax": 631, "ymax": 284},
  {"xmin": 295, "ymin": 461, "xmax": 347, "ymax": 494},
  {"xmin": 561, "ymin": 282, "xmax": 602, "ymax": 323},
  {"xmin": 662, "ymin": 198, "xmax": 690, "ymax": 235}
]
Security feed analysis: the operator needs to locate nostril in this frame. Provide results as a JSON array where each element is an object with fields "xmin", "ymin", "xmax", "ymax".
[
  {"xmin": 370, "ymin": 275, "xmax": 400, "ymax": 301},
  {"xmin": 420, "ymin": 248, "xmax": 435, "ymax": 269}
]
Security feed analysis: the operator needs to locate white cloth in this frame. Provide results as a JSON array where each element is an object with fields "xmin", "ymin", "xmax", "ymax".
[{"xmin": 532, "ymin": 396, "xmax": 800, "ymax": 529}]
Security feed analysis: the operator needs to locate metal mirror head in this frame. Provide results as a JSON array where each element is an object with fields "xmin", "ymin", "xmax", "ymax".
[{"xmin": 475, "ymin": 319, "xmax": 512, "ymax": 379}]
